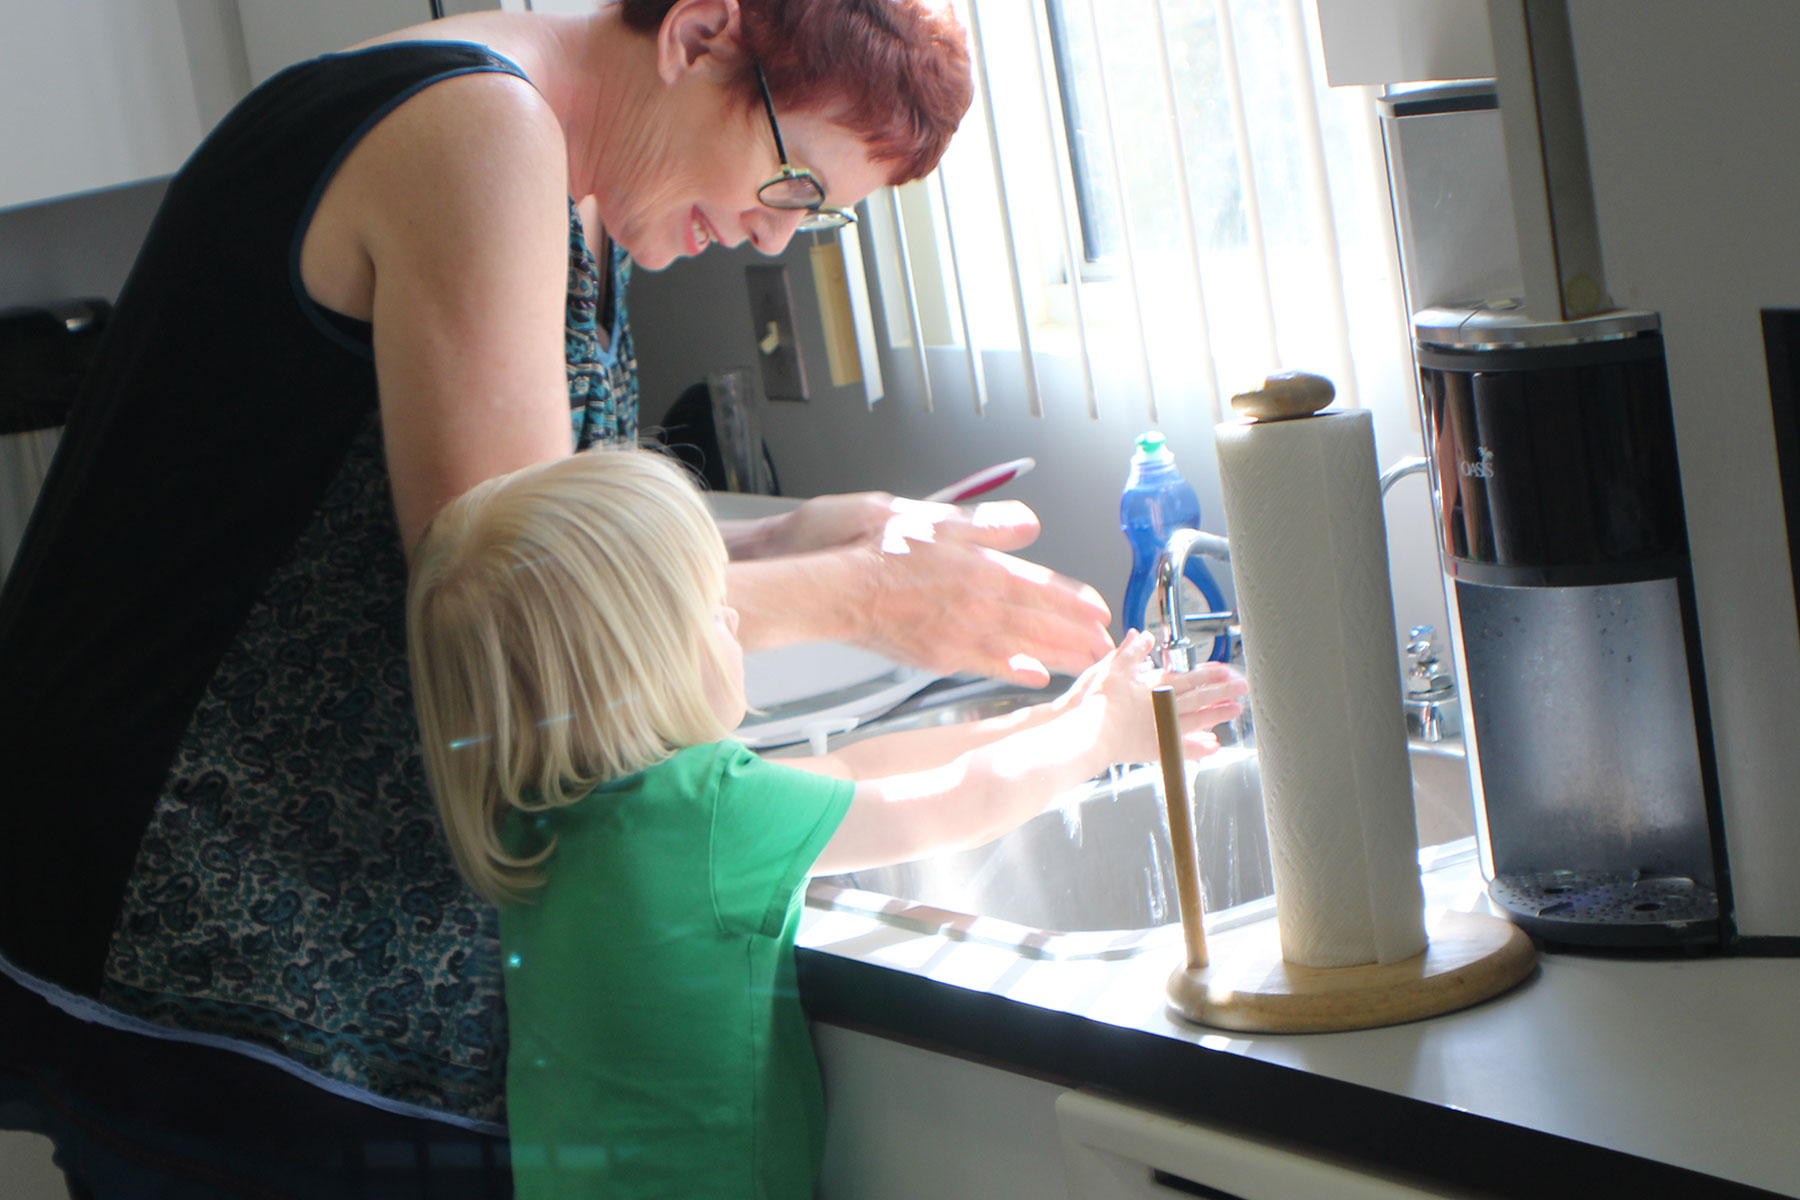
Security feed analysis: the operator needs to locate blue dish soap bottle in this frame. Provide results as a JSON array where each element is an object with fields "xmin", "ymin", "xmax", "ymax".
[{"xmin": 1121, "ymin": 431, "xmax": 1229, "ymax": 661}]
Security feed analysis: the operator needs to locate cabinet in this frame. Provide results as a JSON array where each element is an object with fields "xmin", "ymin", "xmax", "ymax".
[
  {"xmin": 813, "ymin": 1024, "xmax": 1071, "ymax": 1200},
  {"xmin": 814, "ymin": 1024, "xmax": 1479, "ymax": 1200},
  {"xmin": 0, "ymin": 0, "xmax": 247, "ymax": 211},
  {"xmin": 1057, "ymin": 1090, "xmax": 1474, "ymax": 1200},
  {"xmin": 0, "ymin": 0, "xmax": 604, "ymax": 212},
  {"xmin": 236, "ymin": 0, "xmax": 609, "ymax": 86},
  {"xmin": 236, "ymin": 0, "xmax": 434, "ymax": 87},
  {"xmin": 1314, "ymin": 0, "xmax": 1495, "ymax": 86}
]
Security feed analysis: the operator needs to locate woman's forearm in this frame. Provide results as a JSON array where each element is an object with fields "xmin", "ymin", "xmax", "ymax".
[
  {"xmin": 716, "ymin": 516, "xmax": 779, "ymax": 560},
  {"xmin": 725, "ymin": 550, "xmax": 869, "ymax": 652},
  {"xmin": 716, "ymin": 493, "xmax": 894, "ymax": 563}
]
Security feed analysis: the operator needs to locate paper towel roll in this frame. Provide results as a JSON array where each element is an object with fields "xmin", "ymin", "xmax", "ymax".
[{"xmin": 1214, "ymin": 409, "xmax": 1426, "ymax": 968}]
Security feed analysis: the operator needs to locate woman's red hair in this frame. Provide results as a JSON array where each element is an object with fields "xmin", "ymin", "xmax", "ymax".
[{"xmin": 620, "ymin": 0, "xmax": 973, "ymax": 184}]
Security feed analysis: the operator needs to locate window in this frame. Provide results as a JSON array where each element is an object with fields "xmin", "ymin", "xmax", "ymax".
[{"xmin": 846, "ymin": 0, "xmax": 1411, "ymax": 430}]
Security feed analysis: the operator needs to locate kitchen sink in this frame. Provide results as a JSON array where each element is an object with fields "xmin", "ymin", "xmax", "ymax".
[{"xmin": 798, "ymin": 678, "xmax": 1476, "ymax": 959}]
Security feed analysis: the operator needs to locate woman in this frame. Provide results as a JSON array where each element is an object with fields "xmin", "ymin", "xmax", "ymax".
[{"xmin": 0, "ymin": 0, "xmax": 1111, "ymax": 1194}]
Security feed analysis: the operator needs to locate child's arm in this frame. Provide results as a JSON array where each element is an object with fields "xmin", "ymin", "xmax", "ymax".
[
  {"xmin": 778, "ymin": 693, "xmax": 1049, "ymax": 780},
  {"xmin": 790, "ymin": 651, "xmax": 1243, "ymax": 779},
  {"xmin": 801, "ymin": 632, "xmax": 1245, "ymax": 875}
]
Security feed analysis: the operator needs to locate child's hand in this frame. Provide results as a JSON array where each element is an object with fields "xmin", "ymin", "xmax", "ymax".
[{"xmin": 1055, "ymin": 630, "xmax": 1248, "ymax": 766}]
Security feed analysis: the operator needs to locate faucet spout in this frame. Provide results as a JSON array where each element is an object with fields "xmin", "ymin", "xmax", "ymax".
[
  {"xmin": 1152, "ymin": 528, "xmax": 1249, "ymax": 743},
  {"xmin": 1154, "ymin": 528, "xmax": 1234, "ymax": 673},
  {"xmin": 1378, "ymin": 455, "xmax": 1428, "ymax": 497}
]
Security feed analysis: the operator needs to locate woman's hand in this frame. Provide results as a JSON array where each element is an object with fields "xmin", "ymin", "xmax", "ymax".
[
  {"xmin": 1055, "ymin": 631, "xmax": 1247, "ymax": 766},
  {"xmin": 852, "ymin": 497, "xmax": 1113, "ymax": 686},
  {"xmin": 726, "ymin": 494, "xmax": 1115, "ymax": 687}
]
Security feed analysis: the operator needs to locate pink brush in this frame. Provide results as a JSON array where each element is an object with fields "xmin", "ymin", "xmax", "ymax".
[{"xmin": 923, "ymin": 457, "xmax": 1037, "ymax": 504}]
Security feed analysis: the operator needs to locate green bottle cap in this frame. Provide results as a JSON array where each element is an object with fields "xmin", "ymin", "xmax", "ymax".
[{"xmin": 1134, "ymin": 431, "xmax": 1173, "ymax": 462}]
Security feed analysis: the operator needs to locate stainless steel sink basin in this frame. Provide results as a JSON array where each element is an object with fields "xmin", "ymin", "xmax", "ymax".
[{"xmin": 798, "ymin": 678, "xmax": 1475, "ymax": 959}]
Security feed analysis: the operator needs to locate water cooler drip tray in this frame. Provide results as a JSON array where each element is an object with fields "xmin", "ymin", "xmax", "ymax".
[{"xmin": 1488, "ymin": 871, "xmax": 1719, "ymax": 948}]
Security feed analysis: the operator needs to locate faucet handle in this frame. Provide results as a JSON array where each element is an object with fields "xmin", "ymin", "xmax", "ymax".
[
  {"xmin": 1402, "ymin": 625, "xmax": 1454, "ymax": 696},
  {"xmin": 1401, "ymin": 623, "xmax": 1461, "ymax": 741},
  {"xmin": 1156, "ymin": 641, "xmax": 1201, "ymax": 674},
  {"xmin": 1155, "ymin": 613, "xmax": 1238, "ymax": 673}
]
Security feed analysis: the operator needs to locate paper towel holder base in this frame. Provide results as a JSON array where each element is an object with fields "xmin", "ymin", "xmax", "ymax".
[{"xmin": 1164, "ymin": 907, "xmax": 1535, "ymax": 1034}]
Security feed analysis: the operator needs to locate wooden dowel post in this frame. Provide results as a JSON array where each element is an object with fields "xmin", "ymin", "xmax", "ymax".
[{"xmin": 1152, "ymin": 686, "xmax": 1208, "ymax": 970}]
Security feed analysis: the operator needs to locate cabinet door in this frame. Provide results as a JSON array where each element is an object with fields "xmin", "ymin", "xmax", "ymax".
[
  {"xmin": 236, "ymin": 0, "xmax": 436, "ymax": 87},
  {"xmin": 1058, "ymin": 1090, "xmax": 1475, "ymax": 1200},
  {"xmin": 0, "ymin": 0, "xmax": 235, "ymax": 211},
  {"xmin": 814, "ymin": 1026, "xmax": 1072, "ymax": 1200},
  {"xmin": 1314, "ymin": 0, "xmax": 1495, "ymax": 86}
]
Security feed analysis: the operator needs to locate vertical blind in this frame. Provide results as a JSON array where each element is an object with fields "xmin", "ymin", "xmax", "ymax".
[{"xmin": 847, "ymin": 0, "xmax": 1411, "ymax": 428}]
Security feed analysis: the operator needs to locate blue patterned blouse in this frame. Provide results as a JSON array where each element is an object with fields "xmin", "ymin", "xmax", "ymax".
[{"xmin": 99, "ymin": 204, "xmax": 637, "ymax": 1132}]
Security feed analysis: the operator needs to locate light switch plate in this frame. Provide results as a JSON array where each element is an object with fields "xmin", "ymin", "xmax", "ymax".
[{"xmin": 746, "ymin": 263, "xmax": 808, "ymax": 402}]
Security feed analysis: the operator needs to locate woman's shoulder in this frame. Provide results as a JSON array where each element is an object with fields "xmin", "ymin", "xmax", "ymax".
[
  {"xmin": 302, "ymin": 26, "xmax": 565, "ymax": 244},
  {"xmin": 364, "ymin": 52, "xmax": 559, "ymax": 168},
  {"xmin": 295, "ymin": 41, "xmax": 568, "ymax": 333}
]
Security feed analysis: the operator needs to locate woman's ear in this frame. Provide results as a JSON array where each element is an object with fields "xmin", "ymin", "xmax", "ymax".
[{"xmin": 657, "ymin": 0, "xmax": 745, "ymax": 85}]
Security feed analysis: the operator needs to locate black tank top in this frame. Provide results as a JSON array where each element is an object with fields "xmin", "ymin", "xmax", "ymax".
[{"xmin": 0, "ymin": 42, "xmax": 530, "ymax": 992}]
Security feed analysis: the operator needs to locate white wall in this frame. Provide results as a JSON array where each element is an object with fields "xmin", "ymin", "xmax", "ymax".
[
  {"xmin": 0, "ymin": 0, "xmax": 244, "ymax": 212},
  {"xmin": 1566, "ymin": 1, "xmax": 1800, "ymax": 938}
]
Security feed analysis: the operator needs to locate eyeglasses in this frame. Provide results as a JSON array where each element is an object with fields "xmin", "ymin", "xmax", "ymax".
[{"xmin": 753, "ymin": 64, "xmax": 855, "ymax": 233}]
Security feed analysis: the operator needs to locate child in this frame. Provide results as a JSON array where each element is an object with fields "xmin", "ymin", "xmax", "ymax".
[{"xmin": 406, "ymin": 446, "xmax": 1243, "ymax": 1200}]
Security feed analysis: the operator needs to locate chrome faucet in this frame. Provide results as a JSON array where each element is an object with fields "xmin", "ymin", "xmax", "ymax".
[
  {"xmin": 1378, "ymin": 454, "xmax": 1428, "ymax": 496},
  {"xmin": 1148, "ymin": 452, "xmax": 1455, "ymax": 745},
  {"xmin": 1377, "ymin": 457, "xmax": 1464, "ymax": 742},
  {"xmin": 1156, "ymin": 455, "xmax": 1425, "ymax": 672},
  {"xmin": 1152, "ymin": 526, "xmax": 1249, "ymax": 745},
  {"xmin": 1153, "ymin": 527, "xmax": 1235, "ymax": 673}
]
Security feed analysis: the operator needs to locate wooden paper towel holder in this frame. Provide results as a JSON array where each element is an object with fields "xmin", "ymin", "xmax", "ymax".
[{"xmin": 1151, "ymin": 689, "xmax": 1535, "ymax": 1035}]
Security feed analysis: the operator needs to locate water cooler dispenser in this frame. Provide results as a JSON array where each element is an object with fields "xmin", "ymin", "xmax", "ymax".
[{"xmin": 1414, "ymin": 304, "xmax": 1730, "ymax": 949}]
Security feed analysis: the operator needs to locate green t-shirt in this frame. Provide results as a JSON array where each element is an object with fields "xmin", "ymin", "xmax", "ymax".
[{"xmin": 500, "ymin": 740, "xmax": 854, "ymax": 1200}]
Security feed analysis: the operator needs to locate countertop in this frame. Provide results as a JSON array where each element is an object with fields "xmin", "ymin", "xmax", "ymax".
[{"xmin": 795, "ymin": 856, "xmax": 1800, "ymax": 1199}]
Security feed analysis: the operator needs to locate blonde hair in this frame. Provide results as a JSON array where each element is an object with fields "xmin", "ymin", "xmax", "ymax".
[{"xmin": 407, "ymin": 447, "xmax": 735, "ymax": 904}]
